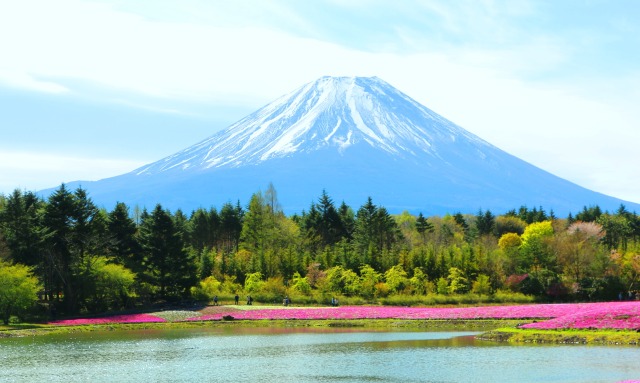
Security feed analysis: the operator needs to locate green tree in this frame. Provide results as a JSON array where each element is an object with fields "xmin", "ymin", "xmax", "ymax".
[
  {"xmin": 88, "ymin": 257, "xmax": 135, "ymax": 311},
  {"xmin": 575, "ymin": 205, "xmax": 603, "ymax": 222},
  {"xmin": 323, "ymin": 266, "xmax": 360, "ymax": 296},
  {"xmin": 415, "ymin": 212, "xmax": 434, "ymax": 242},
  {"xmin": 610, "ymin": 247, "xmax": 640, "ymax": 292},
  {"xmin": 219, "ymin": 202, "xmax": 243, "ymax": 254},
  {"xmin": 189, "ymin": 208, "xmax": 219, "ymax": 251},
  {"xmin": 447, "ymin": 267, "xmax": 468, "ymax": 294},
  {"xmin": 555, "ymin": 222, "xmax": 605, "ymax": 282},
  {"xmin": 353, "ymin": 198, "xmax": 400, "ymax": 270},
  {"xmin": 190, "ymin": 276, "xmax": 222, "ymax": 301},
  {"xmin": 106, "ymin": 202, "xmax": 141, "ymax": 272},
  {"xmin": 453, "ymin": 213, "xmax": 469, "ymax": 237},
  {"xmin": 240, "ymin": 192, "xmax": 267, "ymax": 273},
  {"xmin": 507, "ymin": 206, "xmax": 549, "ymax": 224},
  {"xmin": 493, "ymin": 215, "xmax": 527, "ymax": 237},
  {"xmin": 0, "ymin": 262, "xmax": 41, "ymax": 324},
  {"xmin": 198, "ymin": 248, "xmax": 215, "ymax": 280},
  {"xmin": 359, "ymin": 264, "xmax": 381, "ymax": 299},
  {"xmin": 0, "ymin": 189, "xmax": 46, "ymax": 267},
  {"xmin": 520, "ymin": 221, "xmax": 555, "ymax": 271},
  {"xmin": 42, "ymin": 184, "xmax": 76, "ymax": 306},
  {"xmin": 471, "ymin": 274, "xmax": 492, "ymax": 295},
  {"xmin": 43, "ymin": 185, "xmax": 108, "ymax": 313},
  {"xmin": 139, "ymin": 204, "xmax": 197, "ymax": 299},
  {"xmin": 598, "ymin": 213, "xmax": 632, "ymax": 250},
  {"xmin": 314, "ymin": 190, "xmax": 345, "ymax": 247},
  {"xmin": 384, "ymin": 264, "xmax": 409, "ymax": 294},
  {"xmin": 338, "ymin": 201, "xmax": 355, "ymax": 240},
  {"xmin": 498, "ymin": 232, "xmax": 523, "ymax": 274},
  {"xmin": 244, "ymin": 271, "xmax": 264, "ymax": 293},
  {"xmin": 475, "ymin": 209, "xmax": 495, "ymax": 236},
  {"xmin": 291, "ymin": 271, "xmax": 311, "ymax": 295},
  {"xmin": 436, "ymin": 277, "xmax": 449, "ymax": 295},
  {"xmin": 409, "ymin": 267, "xmax": 429, "ymax": 295}
]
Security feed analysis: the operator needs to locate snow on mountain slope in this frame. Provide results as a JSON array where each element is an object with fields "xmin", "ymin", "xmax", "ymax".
[
  {"xmin": 48, "ymin": 76, "xmax": 640, "ymax": 215},
  {"xmin": 134, "ymin": 76, "xmax": 492, "ymax": 175}
]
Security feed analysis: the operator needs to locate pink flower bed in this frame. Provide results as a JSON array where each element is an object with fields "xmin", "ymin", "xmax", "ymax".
[
  {"xmin": 46, "ymin": 302, "xmax": 640, "ymax": 330},
  {"xmin": 49, "ymin": 313, "xmax": 166, "ymax": 326},
  {"xmin": 187, "ymin": 302, "xmax": 640, "ymax": 330},
  {"xmin": 186, "ymin": 303, "xmax": 620, "ymax": 320},
  {"xmin": 520, "ymin": 302, "xmax": 640, "ymax": 330}
]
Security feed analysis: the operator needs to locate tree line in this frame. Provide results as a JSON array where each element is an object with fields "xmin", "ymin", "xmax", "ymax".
[{"xmin": 1, "ymin": 183, "xmax": 639, "ymax": 322}]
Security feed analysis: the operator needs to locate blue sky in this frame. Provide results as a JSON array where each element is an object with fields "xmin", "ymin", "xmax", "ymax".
[{"xmin": 1, "ymin": 0, "xmax": 639, "ymax": 205}]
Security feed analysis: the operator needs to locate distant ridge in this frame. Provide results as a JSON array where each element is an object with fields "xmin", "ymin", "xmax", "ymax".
[{"xmin": 47, "ymin": 76, "xmax": 640, "ymax": 215}]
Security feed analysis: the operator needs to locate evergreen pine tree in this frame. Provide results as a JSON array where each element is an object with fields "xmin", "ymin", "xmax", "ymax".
[
  {"xmin": 107, "ymin": 202, "xmax": 141, "ymax": 272},
  {"xmin": 139, "ymin": 204, "xmax": 196, "ymax": 299},
  {"xmin": 415, "ymin": 212, "xmax": 434, "ymax": 241}
]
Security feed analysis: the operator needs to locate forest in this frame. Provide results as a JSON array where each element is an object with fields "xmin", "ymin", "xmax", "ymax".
[{"xmin": 1, "ymin": 183, "xmax": 639, "ymax": 323}]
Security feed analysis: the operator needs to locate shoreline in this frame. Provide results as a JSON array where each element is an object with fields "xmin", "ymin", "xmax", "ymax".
[
  {"xmin": 2, "ymin": 318, "xmax": 640, "ymax": 345},
  {"xmin": 0, "ymin": 318, "xmax": 517, "ymax": 337},
  {"xmin": 3, "ymin": 301, "xmax": 639, "ymax": 345}
]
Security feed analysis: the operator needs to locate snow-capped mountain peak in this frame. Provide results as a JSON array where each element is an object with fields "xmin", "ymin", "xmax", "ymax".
[
  {"xmin": 136, "ymin": 76, "xmax": 491, "ymax": 175},
  {"xmin": 51, "ymin": 76, "xmax": 640, "ymax": 216}
]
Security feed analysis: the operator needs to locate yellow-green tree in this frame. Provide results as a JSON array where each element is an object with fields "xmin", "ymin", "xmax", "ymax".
[
  {"xmin": 90, "ymin": 257, "xmax": 136, "ymax": 310},
  {"xmin": 610, "ymin": 246, "xmax": 640, "ymax": 292},
  {"xmin": 471, "ymin": 274, "xmax": 492, "ymax": 295},
  {"xmin": 384, "ymin": 264, "xmax": 409, "ymax": 294},
  {"xmin": 498, "ymin": 232, "xmax": 522, "ymax": 274},
  {"xmin": 520, "ymin": 221, "xmax": 555, "ymax": 271},
  {"xmin": 0, "ymin": 262, "xmax": 41, "ymax": 325}
]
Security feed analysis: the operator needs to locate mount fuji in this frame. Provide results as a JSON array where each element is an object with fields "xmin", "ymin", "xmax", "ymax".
[{"xmin": 53, "ymin": 76, "xmax": 638, "ymax": 215}]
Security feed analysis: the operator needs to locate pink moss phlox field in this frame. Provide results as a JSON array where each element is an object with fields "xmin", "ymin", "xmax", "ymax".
[
  {"xmin": 45, "ymin": 302, "xmax": 640, "ymax": 330},
  {"xmin": 520, "ymin": 302, "xmax": 640, "ymax": 330},
  {"xmin": 49, "ymin": 313, "xmax": 166, "ymax": 326},
  {"xmin": 189, "ymin": 302, "xmax": 640, "ymax": 329}
]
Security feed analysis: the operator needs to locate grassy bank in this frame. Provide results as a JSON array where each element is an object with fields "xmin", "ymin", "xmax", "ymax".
[{"xmin": 479, "ymin": 327, "xmax": 640, "ymax": 345}]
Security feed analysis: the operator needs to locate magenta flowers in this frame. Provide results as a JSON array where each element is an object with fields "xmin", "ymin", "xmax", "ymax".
[
  {"xmin": 45, "ymin": 302, "xmax": 640, "ymax": 330},
  {"xmin": 188, "ymin": 301, "xmax": 640, "ymax": 330},
  {"xmin": 49, "ymin": 313, "xmax": 166, "ymax": 326},
  {"xmin": 520, "ymin": 302, "xmax": 640, "ymax": 330}
]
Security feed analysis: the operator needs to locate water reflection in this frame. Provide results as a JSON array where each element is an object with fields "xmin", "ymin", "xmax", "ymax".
[{"xmin": 1, "ymin": 327, "xmax": 639, "ymax": 383}]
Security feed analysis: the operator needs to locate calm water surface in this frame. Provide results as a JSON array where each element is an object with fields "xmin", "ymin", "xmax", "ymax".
[{"xmin": 1, "ymin": 327, "xmax": 639, "ymax": 383}]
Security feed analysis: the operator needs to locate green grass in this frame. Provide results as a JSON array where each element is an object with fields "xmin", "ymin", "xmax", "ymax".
[
  {"xmin": 479, "ymin": 327, "xmax": 640, "ymax": 345},
  {"xmin": 379, "ymin": 292, "xmax": 535, "ymax": 306}
]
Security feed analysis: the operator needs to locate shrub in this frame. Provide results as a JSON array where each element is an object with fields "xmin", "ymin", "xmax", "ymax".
[
  {"xmin": 436, "ymin": 277, "xmax": 449, "ymax": 295},
  {"xmin": 471, "ymin": 274, "xmax": 492, "ymax": 295},
  {"xmin": 244, "ymin": 272, "xmax": 264, "ymax": 293},
  {"xmin": 374, "ymin": 282, "xmax": 390, "ymax": 298},
  {"xmin": 0, "ymin": 262, "xmax": 41, "ymax": 325},
  {"xmin": 190, "ymin": 276, "xmax": 221, "ymax": 302},
  {"xmin": 384, "ymin": 265, "xmax": 409, "ymax": 294},
  {"xmin": 291, "ymin": 272, "xmax": 311, "ymax": 295}
]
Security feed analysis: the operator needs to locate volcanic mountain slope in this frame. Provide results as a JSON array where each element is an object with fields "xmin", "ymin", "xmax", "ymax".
[{"xmin": 55, "ymin": 76, "xmax": 639, "ymax": 215}]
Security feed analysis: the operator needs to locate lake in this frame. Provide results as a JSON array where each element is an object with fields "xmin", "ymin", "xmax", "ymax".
[{"xmin": 1, "ymin": 327, "xmax": 639, "ymax": 382}]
